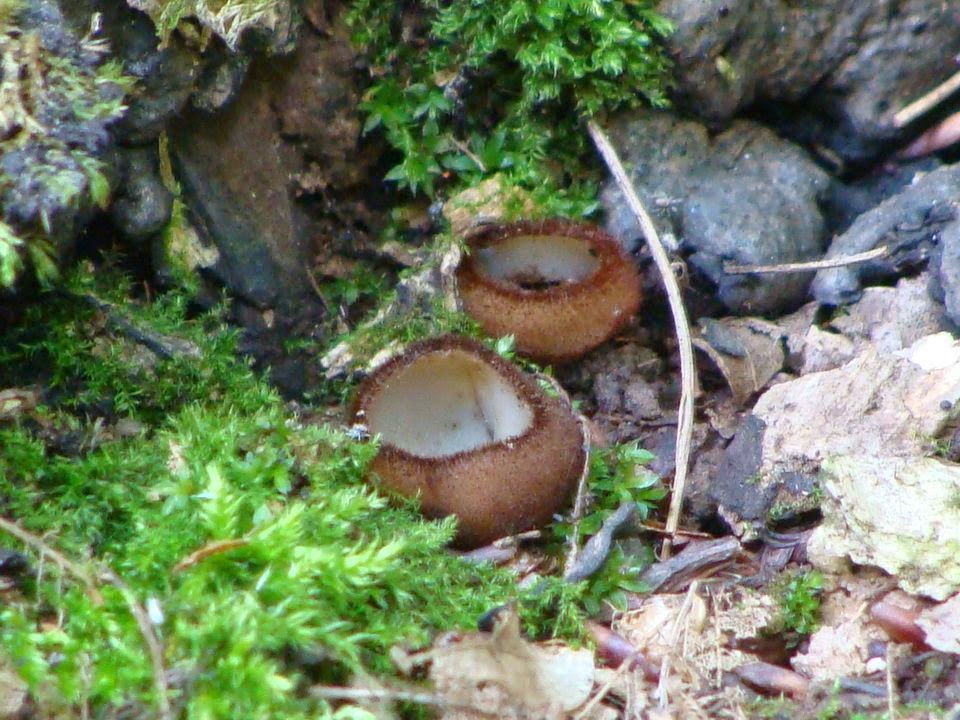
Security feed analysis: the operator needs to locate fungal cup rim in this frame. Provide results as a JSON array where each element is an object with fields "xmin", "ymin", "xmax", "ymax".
[
  {"xmin": 351, "ymin": 335, "xmax": 555, "ymax": 466},
  {"xmin": 458, "ymin": 219, "xmax": 632, "ymax": 301}
]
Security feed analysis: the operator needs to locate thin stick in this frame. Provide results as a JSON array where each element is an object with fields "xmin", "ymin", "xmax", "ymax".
[
  {"xmin": 656, "ymin": 580, "xmax": 700, "ymax": 707},
  {"xmin": 0, "ymin": 517, "xmax": 100, "ymax": 600},
  {"xmin": 892, "ymin": 67, "xmax": 960, "ymax": 128},
  {"xmin": 588, "ymin": 119, "xmax": 696, "ymax": 559},
  {"xmin": 886, "ymin": 643, "xmax": 898, "ymax": 720},
  {"xmin": 724, "ymin": 245, "xmax": 889, "ymax": 275},
  {"xmin": 99, "ymin": 569, "xmax": 173, "ymax": 720},
  {"xmin": 564, "ymin": 415, "xmax": 593, "ymax": 577},
  {"xmin": 0, "ymin": 517, "xmax": 172, "ymax": 720},
  {"xmin": 450, "ymin": 136, "xmax": 487, "ymax": 172}
]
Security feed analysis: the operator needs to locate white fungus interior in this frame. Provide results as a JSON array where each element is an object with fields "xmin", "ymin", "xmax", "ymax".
[
  {"xmin": 475, "ymin": 235, "xmax": 599, "ymax": 285},
  {"xmin": 366, "ymin": 351, "xmax": 534, "ymax": 458}
]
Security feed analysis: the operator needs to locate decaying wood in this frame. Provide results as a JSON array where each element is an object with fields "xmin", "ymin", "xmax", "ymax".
[{"xmin": 639, "ymin": 537, "xmax": 740, "ymax": 593}]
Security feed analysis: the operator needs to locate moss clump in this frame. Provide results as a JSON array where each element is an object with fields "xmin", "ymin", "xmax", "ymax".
[
  {"xmin": 127, "ymin": 0, "xmax": 295, "ymax": 50},
  {"xmin": 347, "ymin": 0, "xmax": 672, "ymax": 209},
  {"xmin": 0, "ymin": 268, "xmax": 524, "ymax": 716}
]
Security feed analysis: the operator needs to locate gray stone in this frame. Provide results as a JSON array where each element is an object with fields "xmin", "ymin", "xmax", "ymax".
[
  {"xmin": 602, "ymin": 111, "xmax": 829, "ymax": 314},
  {"xmin": 109, "ymin": 147, "xmax": 173, "ymax": 241},
  {"xmin": 938, "ymin": 222, "xmax": 960, "ymax": 327},
  {"xmin": 813, "ymin": 164, "xmax": 960, "ymax": 306},
  {"xmin": 657, "ymin": 0, "xmax": 960, "ymax": 163}
]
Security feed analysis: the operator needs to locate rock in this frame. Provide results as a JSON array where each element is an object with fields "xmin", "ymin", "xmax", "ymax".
[
  {"xmin": 601, "ymin": 111, "xmax": 829, "ymax": 315},
  {"xmin": 714, "ymin": 332, "xmax": 960, "ymax": 525},
  {"xmin": 821, "ymin": 159, "xmax": 942, "ymax": 237},
  {"xmin": 169, "ymin": 62, "xmax": 317, "ymax": 315},
  {"xmin": 0, "ymin": 0, "xmax": 125, "ymax": 286},
  {"xmin": 657, "ymin": 0, "xmax": 960, "ymax": 163},
  {"xmin": 808, "ymin": 455, "xmax": 960, "ymax": 601},
  {"xmin": 813, "ymin": 164, "xmax": 960, "ymax": 306},
  {"xmin": 785, "ymin": 274, "xmax": 946, "ymax": 375},
  {"xmin": 190, "ymin": 44, "xmax": 250, "ymax": 114},
  {"xmin": 709, "ymin": 414, "xmax": 771, "ymax": 523},
  {"xmin": 127, "ymin": 0, "xmax": 300, "ymax": 54},
  {"xmin": 937, "ymin": 221, "xmax": 960, "ymax": 327},
  {"xmin": 270, "ymin": 24, "xmax": 370, "ymax": 191},
  {"xmin": 799, "ymin": 326, "xmax": 856, "ymax": 375},
  {"xmin": 828, "ymin": 273, "xmax": 947, "ymax": 354},
  {"xmin": 757, "ymin": 333, "xmax": 960, "ymax": 467},
  {"xmin": 109, "ymin": 146, "xmax": 173, "ymax": 241},
  {"xmin": 97, "ymin": 4, "xmax": 201, "ymax": 145}
]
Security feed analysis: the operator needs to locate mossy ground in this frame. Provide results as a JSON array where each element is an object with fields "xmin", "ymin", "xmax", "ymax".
[{"xmin": 0, "ymin": 267, "xmax": 531, "ymax": 717}]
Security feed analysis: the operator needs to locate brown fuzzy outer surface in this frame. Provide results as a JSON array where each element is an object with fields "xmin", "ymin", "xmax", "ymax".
[
  {"xmin": 456, "ymin": 219, "xmax": 642, "ymax": 363},
  {"xmin": 350, "ymin": 335, "xmax": 585, "ymax": 549}
]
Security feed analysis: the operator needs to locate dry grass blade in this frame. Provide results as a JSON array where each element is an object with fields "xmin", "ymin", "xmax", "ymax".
[
  {"xmin": 587, "ymin": 119, "xmax": 697, "ymax": 559},
  {"xmin": 723, "ymin": 245, "xmax": 889, "ymax": 274},
  {"xmin": 656, "ymin": 580, "xmax": 701, "ymax": 707},
  {"xmin": 564, "ymin": 414, "xmax": 593, "ymax": 577},
  {"xmin": 892, "ymin": 66, "xmax": 960, "ymax": 128}
]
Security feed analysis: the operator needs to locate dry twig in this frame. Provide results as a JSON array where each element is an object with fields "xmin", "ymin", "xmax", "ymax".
[
  {"xmin": 892, "ymin": 66, "xmax": 960, "ymax": 128},
  {"xmin": 564, "ymin": 415, "xmax": 593, "ymax": 577},
  {"xmin": 656, "ymin": 580, "xmax": 701, "ymax": 707},
  {"xmin": 723, "ymin": 245, "xmax": 889, "ymax": 275},
  {"xmin": 0, "ymin": 516, "xmax": 100, "ymax": 601},
  {"xmin": 588, "ymin": 119, "xmax": 696, "ymax": 559}
]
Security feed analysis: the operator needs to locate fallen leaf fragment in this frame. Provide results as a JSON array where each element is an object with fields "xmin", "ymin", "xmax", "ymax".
[
  {"xmin": 395, "ymin": 609, "xmax": 595, "ymax": 719},
  {"xmin": 693, "ymin": 317, "xmax": 785, "ymax": 405},
  {"xmin": 869, "ymin": 592, "xmax": 929, "ymax": 650},
  {"xmin": 586, "ymin": 621, "xmax": 658, "ymax": 680},
  {"xmin": 173, "ymin": 539, "xmax": 250, "ymax": 573},
  {"xmin": 917, "ymin": 593, "xmax": 960, "ymax": 654}
]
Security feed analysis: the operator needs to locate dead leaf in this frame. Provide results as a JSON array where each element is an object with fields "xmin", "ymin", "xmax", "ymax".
[
  {"xmin": 396, "ymin": 609, "xmax": 595, "ymax": 719},
  {"xmin": 693, "ymin": 318, "xmax": 785, "ymax": 405},
  {"xmin": 0, "ymin": 388, "xmax": 38, "ymax": 421}
]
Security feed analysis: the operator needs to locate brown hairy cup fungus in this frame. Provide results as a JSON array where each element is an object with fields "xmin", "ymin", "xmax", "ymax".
[
  {"xmin": 456, "ymin": 219, "xmax": 642, "ymax": 363},
  {"xmin": 351, "ymin": 335, "xmax": 584, "ymax": 548}
]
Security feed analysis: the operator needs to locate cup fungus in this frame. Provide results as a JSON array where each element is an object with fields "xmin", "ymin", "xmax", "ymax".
[
  {"xmin": 456, "ymin": 219, "xmax": 642, "ymax": 363},
  {"xmin": 351, "ymin": 335, "xmax": 585, "ymax": 548}
]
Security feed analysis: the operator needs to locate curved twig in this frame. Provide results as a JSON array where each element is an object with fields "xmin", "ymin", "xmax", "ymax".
[{"xmin": 587, "ymin": 119, "xmax": 697, "ymax": 559}]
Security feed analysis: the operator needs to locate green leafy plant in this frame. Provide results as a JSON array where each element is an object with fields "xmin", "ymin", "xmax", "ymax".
[
  {"xmin": 776, "ymin": 570, "xmax": 825, "ymax": 636},
  {"xmin": 347, "ymin": 0, "xmax": 672, "ymax": 207},
  {"xmin": 553, "ymin": 441, "xmax": 666, "ymax": 614}
]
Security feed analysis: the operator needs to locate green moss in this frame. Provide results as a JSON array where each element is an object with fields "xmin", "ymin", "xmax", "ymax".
[
  {"xmin": 0, "ymin": 269, "xmax": 524, "ymax": 716},
  {"xmin": 772, "ymin": 569, "xmax": 824, "ymax": 637},
  {"xmin": 347, "ymin": 0, "xmax": 672, "ymax": 210}
]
